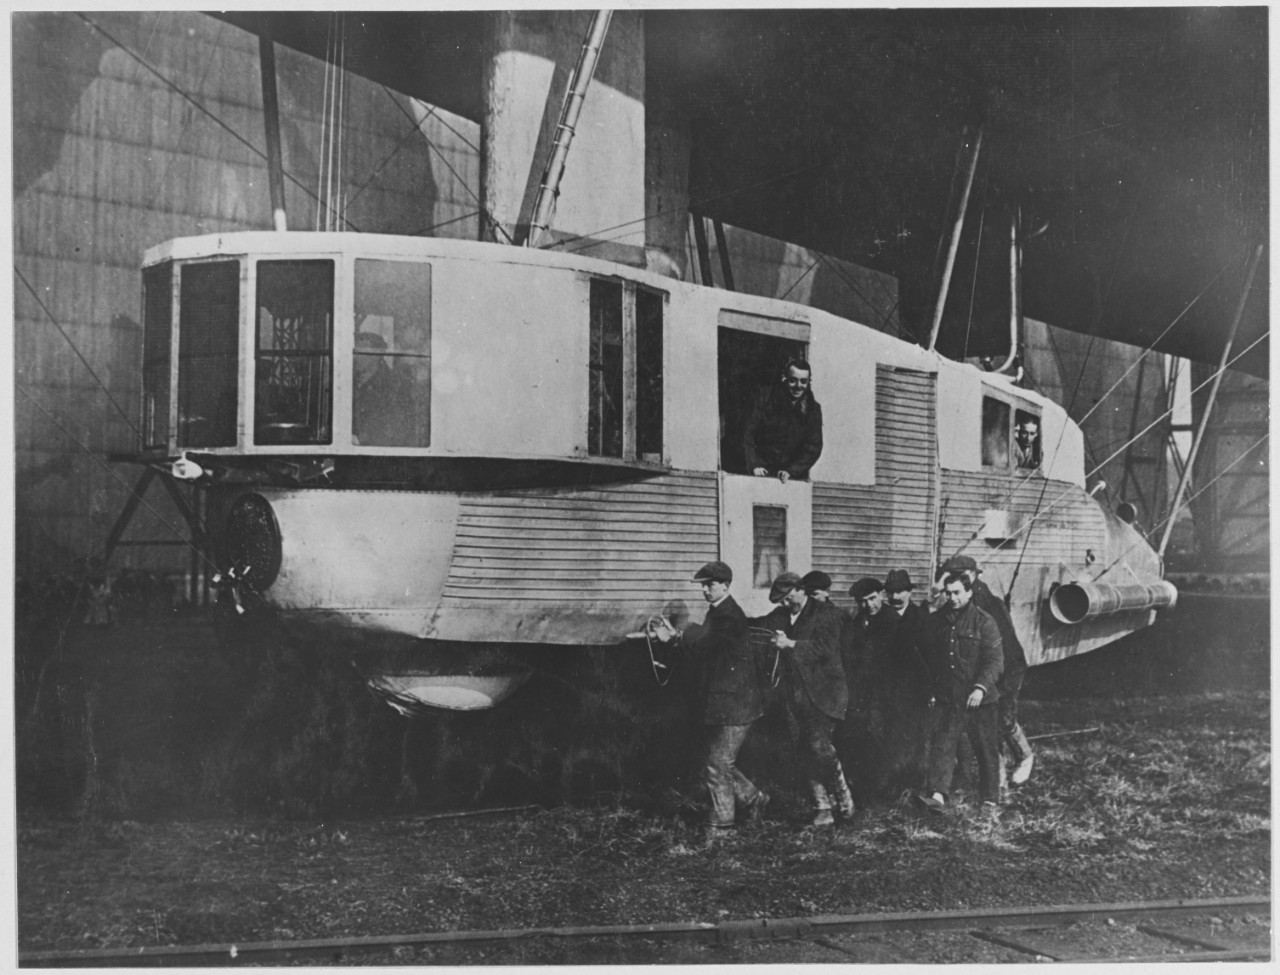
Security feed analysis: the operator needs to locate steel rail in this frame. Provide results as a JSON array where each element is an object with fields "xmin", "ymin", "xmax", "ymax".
[{"xmin": 20, "ymin": 895, "xmax": 1268, "ymax": 967}]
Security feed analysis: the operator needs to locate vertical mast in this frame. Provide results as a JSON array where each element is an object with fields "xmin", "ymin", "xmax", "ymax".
[
  {"xmin": 927, "ymin": 126, "xmax": 983, "ymax": 352},
  {"xmin": 259, "ymin": 16, "xmax": 288, "ymax": 231}
]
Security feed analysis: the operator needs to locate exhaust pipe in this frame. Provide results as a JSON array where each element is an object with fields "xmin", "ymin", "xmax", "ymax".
[{"xmin": 1050, "ymin": 580, "xmax": 1178, "ymax": 625}]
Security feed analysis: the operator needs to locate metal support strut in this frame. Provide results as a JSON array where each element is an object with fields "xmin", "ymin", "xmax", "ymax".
[{"xmin": 527, "ymin": 10, "xmax": 613, "ymax": 247}]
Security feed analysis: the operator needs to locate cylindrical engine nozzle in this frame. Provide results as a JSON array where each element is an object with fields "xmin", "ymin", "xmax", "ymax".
[{"xmin": 1050, "ymin": 580, "xmax": 1178, "ymax": 625}]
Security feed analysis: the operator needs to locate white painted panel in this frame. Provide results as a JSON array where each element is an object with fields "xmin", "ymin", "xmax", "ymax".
[
  {"xmin": 664, "ymin": 287, "xmax": 722, "ymax": 471},
  {"xmin": 809, "ymin": 317, "xmax": 875, "ymax": 484},
  {"xmin": 266, "ymin": 489, "xmax": 461, "ymax": 637},
  {"xmin": 719, "ymin": 472, "xmax": 812, "ymax": 619},
  {"xmin": 1040, "ymin": 403, "xmax": 1086, "ymax": 487},
  {"xmin": 936, "ymin": 362, "xmax": 984, "ymax": 471},
  {"xmin": 431, "ymin": 260, "xmax": 585, "ymax": 457}
]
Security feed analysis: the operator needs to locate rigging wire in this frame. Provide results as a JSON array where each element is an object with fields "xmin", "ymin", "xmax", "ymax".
[
  {"xmin": 549, "ymin": 160, "xmax": 831, "ymax": 256},
  {"xmin": 960, "ymin": 180, "xmax": 988, "ymax": 362},
  {"xmin": 14, "ymin": 268, "xmax": 137, "ymax": 435},
  {"xmin": 77, "ymin": 14, "xmax": 363, "ymax": 232},
  {"xmin": 949, "ymin": 252, "xmax": 1256, "ymax": 558},
  {"xmin": 1093, "ymin": 431, "xmax": 1269, "ymax": 583},
  {"xmin": 777, "ymin": 255, "xmax": 821, "ymax": 302},
  {"xmin": 379, "ymin": 91, "xmax": 514, "ymax": 243},
  {"xmin": 406, "ymin": 210, "xmax": 482, "ymax": 237},
  {"xmin": 1071, "ymin": 255, "xmax": 1235, "ymax": 430},
  {"xmin": 949, "ymin": 328, "xmax": 1270, "ymax": 559}
]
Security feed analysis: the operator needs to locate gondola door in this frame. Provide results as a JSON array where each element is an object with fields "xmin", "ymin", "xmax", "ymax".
[{"xmin": 716, "ymin": 312, "xmax": 813, "ymax": 618}]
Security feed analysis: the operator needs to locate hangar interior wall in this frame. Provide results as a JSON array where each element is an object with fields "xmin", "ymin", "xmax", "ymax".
[{"xmin": 14, "ymin": 11, "xmax": 477, "ymax": 583}]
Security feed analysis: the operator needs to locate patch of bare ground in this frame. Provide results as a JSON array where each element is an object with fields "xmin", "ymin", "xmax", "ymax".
[{"xmin": 18, "ymin": 691, "xmax": 1269, "ymax": 959}]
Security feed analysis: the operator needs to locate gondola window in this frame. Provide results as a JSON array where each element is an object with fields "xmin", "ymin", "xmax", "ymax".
[
  {"xmin": 142, "ymin": 261, "xmax": 173, "ymax": 449},
  {"xmin": 981, "ymin": 396, "xmax": 1011, "ymax": 469},
  {"xmin": 178, "ymin": 260, "xmax": 240, "ymax": 447},
  {"xmin": 254, "ymin": 260, "xmax": 334, "ymax": 445},
  {"xmin": 588, "ymin": 278, "xmax": 664, "ymax": 461},
  {"xmin": 352, "ymin": 259, "xmax": 431, "ymax": 447},
  {"xmin": 635, "ymin": 287, "xmax": 664, "ymax": 462}
]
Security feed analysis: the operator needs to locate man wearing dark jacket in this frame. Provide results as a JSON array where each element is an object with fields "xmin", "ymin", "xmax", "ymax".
[
  {"xmin": 919, "ymin": 572, "xmax": 1004, "ymax": 813},
  {"xmin": 884, "ymin": 569, "xmax": 934, "ymax": 789},
  {"xmin": 742, "ymin": 359, "xmax": 824, "ymax": 482},
  {"xmin": 758, "ymin": 571, "xmax": 855, "ymax": 826},
  {"xmin": 652, "ymin": 561, "xmax": 768, "ymax": 843},
  {"xmin": 939, "ymin": 555, "xmax": 1035, "ymax": 785},
  {"xmin": 840, "ymin": 576, "xmax": 900, "ymax": 801}
]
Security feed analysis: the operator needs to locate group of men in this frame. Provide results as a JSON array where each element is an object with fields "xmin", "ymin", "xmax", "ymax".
[{"xmin": 652, "ymin": 554, "xmax": 1036, "ymax": 843}]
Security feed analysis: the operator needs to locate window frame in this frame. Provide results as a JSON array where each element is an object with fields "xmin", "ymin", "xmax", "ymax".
[
  {"xmin": 1013, "ymin": 406, "xmax": 1043, "ymax": 472},
  {"xmin": 251, "ymin": 258, "xmax": 336, "ymax": 447},
  {"xmin": 981, "ymin": 391, "xmax": 1044, "ymax": 473},
  {"xmin": 176, "ymin": 257, "xmax": 243, "ymax": 449},
  {"xmin": 585, "ymin": 275, "xmax": 667, "ymax": 465},
  {"xmin": 349, "ymin": 256, "xmax": 433, "ymax": 449}
]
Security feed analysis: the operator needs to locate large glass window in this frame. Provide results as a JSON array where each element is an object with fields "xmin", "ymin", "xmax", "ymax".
[
  {"xmin": 587, "ymin": 279, "xmax": 664, "ymax": 462},
  {"xmin": 352, "ymin": 259, "xmax": 431, "ymax": 447},
  {"xmin": 141, "ymin": 262, "xmax": 173, "ymax": 449},
  {"xmin": 178, "ymin": 261, "xmax": 240, "ymax": 447},
  {"xmin": 254, "ymin": 260, "xmax": 334, "ymax": 445},
  {"xmin": 753, "ymin": 504, "xmax": 787, "ymax": 588},
  {"xmin": 588, "ymin": 279, "xmax": 624, "ymax": 458},
  {"xmin": 635, "ymin": 287, "xmax": 664, "ymax": 462},
  {"xmin": 982, "ymin": 396, "xmax": 1011, "ymax": 468}
]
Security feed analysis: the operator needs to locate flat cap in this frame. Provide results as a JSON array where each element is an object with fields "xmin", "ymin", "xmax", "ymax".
[
  {"xmin": 692, "ymin": 561, "xmax": 733, "ymax": 584},
  {"xmin": 768, "ymin": 571, "xmax": 804, "ymax": 603},
  {"xmin": 801, "ymin": 570, "xmax": 832, "ymax": 593},
  {"xmin": 940, "ymin": 554, "xmax": 980, "ymax": 574},
  {"xmin": 884, "ymin": 569, "xmax": 913, "ymax": 593},
  {"xmin": 848, "ymin": 576, "xmax": 885, "ymax": 600}
]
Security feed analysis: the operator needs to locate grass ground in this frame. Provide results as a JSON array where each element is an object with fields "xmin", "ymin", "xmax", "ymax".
[{"xmin": 18, "ymin": 691, "xmax": 1269, "ymax": 955}]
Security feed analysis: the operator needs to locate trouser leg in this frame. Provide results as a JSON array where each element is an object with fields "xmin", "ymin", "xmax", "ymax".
[
  {"xmin": 966, "ymin": 705, "xmax": 1001, "ymax": 803},
  {"xmin": 998, "ymin": 671, "xmax": 1032, "ymax": 762},
  {"xmin": 703, "ymin": 723, "xmax": 753, "ymax": 828},
  {"xmin": 925, "ymin": 706, "xmax": 964, "ymax": 797},
  {"xmin": 794, "ymin": 696, "xmax": 848, "ymax": 814}
]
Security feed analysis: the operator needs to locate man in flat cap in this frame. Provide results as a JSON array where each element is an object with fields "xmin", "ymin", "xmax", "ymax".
[
  {"xmin": 756, "ymin": 571, "xmax": 855, "ymax": 826},
  {"xmin": 919, "ymin": 571, "xmax": 1003, "ymax": 814},
  {"xmin": 840, "ymin": 576, "xmax": 902, "ymax": 802},
  {"xmin": 651, "ymin": 561, "xmax": 770, "ymax": 843},
  {"xmin": 939, "ymin": 554, "xmax": 1035, "ymax": 787}
]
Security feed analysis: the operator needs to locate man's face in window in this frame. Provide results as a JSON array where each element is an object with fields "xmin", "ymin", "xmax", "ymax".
[
  {"xmin": 783, "ymin": 364, "xmax": 811, "ymax": 401},
  {"xmin": 1016, "ymin": 421, "xmax": 1039, "ymax": 451}
]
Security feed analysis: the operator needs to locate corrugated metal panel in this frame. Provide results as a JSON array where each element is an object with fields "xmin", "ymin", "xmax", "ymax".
[
  {"xmin": 813, "ymin": 366, "xmax": 938, "ymax": 600},
  {"xmin": 442, "ymin": 472, "xmax": 719, "ymax": 604}
]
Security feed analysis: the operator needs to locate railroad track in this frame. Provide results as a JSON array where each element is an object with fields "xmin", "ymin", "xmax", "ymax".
[{"xmin": 21, "ymin": 895, "xmax": 1269, "ymax": 966}]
